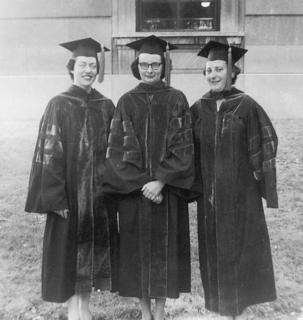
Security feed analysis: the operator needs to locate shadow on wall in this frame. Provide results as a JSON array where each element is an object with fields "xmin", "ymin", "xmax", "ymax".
[{"xmin": 0, "ymin": 73, "xmax": 301, "ymax": 121}]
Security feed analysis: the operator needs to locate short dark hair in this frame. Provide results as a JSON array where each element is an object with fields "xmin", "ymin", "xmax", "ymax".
[
  {"xmin": 203, "ymin": 64, "xmax": 241, "ymax": 85},
  {"xmin": 131, "ymin": 54, "xmax": 166, "ymax": 80},
  {"xmin": 66, "ymin": 57, "xmax": 100, "ymax": 80},
  {"xmin": 231, "ymin": 65, "xmax": 241, "ymax": 85},
  {"xmin": 66, "ymin": 58, "xmax": 75, "ymax": 80}
]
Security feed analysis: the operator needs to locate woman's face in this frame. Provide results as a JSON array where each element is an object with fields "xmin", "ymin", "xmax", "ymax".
[
  {"xmin": 72, "ymin": 56, "xmax": 97, "ymax": 91},
  {"xmin": 205, "ymin": 60, "xmax": 228, "ymax": 92},
  {"xmin": 138, "ymin": 53, "xmax": 163, "ymax": 85}
]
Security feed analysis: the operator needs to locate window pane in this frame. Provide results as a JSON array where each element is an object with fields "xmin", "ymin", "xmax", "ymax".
[
  {"xmin": 140, "ymin": 0, "xmax": 177, "ymax": 31},
  {"xmin": 180, "ymin": 0, "xmax": 215, "ymax": 30},
  {"xmin": 137, "ymin": 0, "xmax": 219, "ymax": 31}
]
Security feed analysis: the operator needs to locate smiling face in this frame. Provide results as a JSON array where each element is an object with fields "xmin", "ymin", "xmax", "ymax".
[
  {"xmin": 205, "ymin": 60, "xmax": 228, "ymax": 92},
  {"xmin": 72, "ymin": 56, "xmax": 98, "ymax": 91},
  {"xmin": 138, "ymin": 53, "xmax": 163, "ymax": 85}
]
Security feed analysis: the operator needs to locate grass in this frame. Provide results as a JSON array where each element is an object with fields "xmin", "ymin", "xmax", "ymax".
[{"xmin": 0, "ymin": 119, "xmax": 302, "ymax": 319}]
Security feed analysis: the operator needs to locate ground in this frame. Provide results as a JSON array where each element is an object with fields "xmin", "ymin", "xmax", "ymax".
[{"xmin": 0, "ymin": 118, "xmax": 302, "ymax": 319}]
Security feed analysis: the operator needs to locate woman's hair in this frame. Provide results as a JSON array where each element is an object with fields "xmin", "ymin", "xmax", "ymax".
[
  {"xmin": 203, "ymin": 64, "xmax": 241, "ymax": 85},
  {"xmin": 131, "ymin": 54, "xmax": 166, "ymax": 80},
  {"xmin": 231, "ymin": 65, "xmax": 241, "ymax": 84},
  {"xmin": 66, "ymin": 57, "xmax": 100, "ymax": 80}
]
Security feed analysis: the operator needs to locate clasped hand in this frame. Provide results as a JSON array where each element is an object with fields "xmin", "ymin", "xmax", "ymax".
[
  {"xmin": 141, "ymin": 180, "xmax": 164, "ymax": 204},
  {"xmin": 53, "ymin": 181, "xmax": 165, "ymax": 216}
]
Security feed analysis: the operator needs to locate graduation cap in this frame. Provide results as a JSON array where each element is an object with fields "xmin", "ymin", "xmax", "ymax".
[
  {"xmin": 126, "ymin": 35, "xmax": 178, "ymax": 86},
  {"xmin": 59, "ymin": 37, "xmax": 110, "ymax": 83},
  {"xmin": 197, "ymin": 40, "xmax": 247, "ymax": 90}
]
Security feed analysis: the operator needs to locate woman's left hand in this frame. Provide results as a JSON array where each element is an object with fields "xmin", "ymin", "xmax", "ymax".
[{"xmin": 142, "ymin": 180, "xmax": 164, "ymax": 202}]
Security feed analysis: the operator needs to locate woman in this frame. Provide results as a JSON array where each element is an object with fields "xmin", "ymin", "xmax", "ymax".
[
  {"xmin": 190, "ymin": 40, "xmax": 278, "ymax": 319},
  {"xmin": 25, "ymin": 38, "xmax": 118, "ymax": 320},
  {"xmin": 102, "ymin": 35, "xmax": 194, "ymax": 320}
]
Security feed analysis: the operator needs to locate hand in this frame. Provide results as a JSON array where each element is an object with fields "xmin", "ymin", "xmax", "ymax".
[
  {"xmin": 53, "ymin": 209, "xmax": 69, "ymax": 219},
  {"xmin": 141, "ymin": 180, "xmax": 164, "ymax": 203},
  {"xmin": 143, "ymin": 192, "xmax": 163, "ymax": 204},
  {"xmin": 153, "ymin": 193, "xmax": 163, "ymax": 204}
]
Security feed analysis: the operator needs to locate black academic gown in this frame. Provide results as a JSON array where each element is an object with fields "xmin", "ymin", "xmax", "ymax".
[
  {"xmin": 190, "ymin": 87, "xmax": 278, "ymax": 316},
  {"xmin": 102, "ymin": 81, "xmax": 194, "ymax": 298},
  {"xmin": 25, "ymin": 85, "xmax": 119, "ymax": 302}
]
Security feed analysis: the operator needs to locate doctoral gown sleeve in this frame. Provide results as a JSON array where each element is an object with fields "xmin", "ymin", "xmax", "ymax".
[
  {"xmin": 102, "ymin": 99, "xmax": 152, "ymax": 194},
  {"xmin": 25, "ymin": 99, "xmax": 68, "ymax": 213},
  {"xmin": 188, "ymin": 101, "xmax": 203, "ymax": 197},
  {"xmin": 246, "ymin": 97, "xmax": 278, "ymax": 208},
  {"xmin": 154, "ymin": 92, "xmax": 194, "ymax": 190}
]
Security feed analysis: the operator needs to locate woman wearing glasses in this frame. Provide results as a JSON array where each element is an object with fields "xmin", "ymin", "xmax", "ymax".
[{"xmin": 103, "ymin": 35, "xmax": 194, "ymax": 320}]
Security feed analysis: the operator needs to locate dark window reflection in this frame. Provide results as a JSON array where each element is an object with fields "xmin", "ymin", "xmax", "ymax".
[{"xmin": 137, "ymin": 0, "xmax": 219, "ymax": 31}]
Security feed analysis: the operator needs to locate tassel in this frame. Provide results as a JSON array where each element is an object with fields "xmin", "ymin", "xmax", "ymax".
[
  {"xmin": 225, "ymin": 44, "xmax": 232, "ymax": 90},
  {"xmin": 164, "ymin": 42, "xmax": 171, "ymax": 86},
  {"xmin": 98, "ymin": 44, "xmax": 105, "ymax": 83}
]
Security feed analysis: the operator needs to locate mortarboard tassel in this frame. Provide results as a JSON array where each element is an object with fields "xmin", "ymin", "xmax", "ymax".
[
  {"xmin": 98, "ymin": 44, "xmax": 105, "ymax": 83},
  {"xmin": 164, "ymin": 42, "xmax": 171, "ymax": 86},
  {"xmin": 225, "ymin": 44, "xmax": 232, "ymax": 91}
]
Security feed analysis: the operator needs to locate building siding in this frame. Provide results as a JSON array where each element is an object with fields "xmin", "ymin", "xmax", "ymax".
[
  {"xmin": 246, "ymin": 0, "xmax": 303, "ymax": 15},
  {"xmin": 0, "ymin": 0, "xmax": 302, "ymax": 119},
  {"xmin": 0, "ymin": 0, "xmax": 112, "ymax": 18}
]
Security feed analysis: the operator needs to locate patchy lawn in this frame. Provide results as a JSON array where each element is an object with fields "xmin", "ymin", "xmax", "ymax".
[{"xmin": 0, "ymin": 119, "xmax": 302, "ymax": 319}]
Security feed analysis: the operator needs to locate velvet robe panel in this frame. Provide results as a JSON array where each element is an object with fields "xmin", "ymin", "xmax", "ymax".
[
  {"xmin": 190, "ymin": 87, "xmax": 278, "ymax": 316},
  {"xmin": 25, "ymin": 85, "xmax": 119, "ymax": 302},
  {"xmin": 102, "ymin": 81, "xmax": 194, "ymax": 298}
]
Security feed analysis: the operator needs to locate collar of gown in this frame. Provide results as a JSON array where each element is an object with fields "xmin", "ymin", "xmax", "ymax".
[
  {"xmin": 136, "ymin": 81, "xmax": 167, "ymax": 92},
  {"xmin": 68, "ymin": 84, "xmax": 100, "ymax": 100},
  {"xmin": 203, "ymin": 86, "xmax": 243, "ymax": 100}
]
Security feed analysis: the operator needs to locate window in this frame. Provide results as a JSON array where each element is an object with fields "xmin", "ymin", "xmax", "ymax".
[{"xmin": 136, "ymin": 0, "xmax": 220, "ymax": 32}]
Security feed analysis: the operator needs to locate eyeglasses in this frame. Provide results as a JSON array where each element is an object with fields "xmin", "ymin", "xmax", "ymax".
[{"xmin": 138, "ymin": 62, "xmax": 162, "ymax": 71}]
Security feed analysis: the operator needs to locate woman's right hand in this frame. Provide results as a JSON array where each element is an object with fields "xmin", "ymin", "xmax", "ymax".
[
  {"xmin": 141, "ymin": 180, "xmax": 164, "ymax": 203},
  {"xmin": 143, "ymin": 193, "xmax": 163, "ymax": 204},
  {"xmin": 153, "ymin": 193, "xmax": 163, "ymax": 204},
  {"xmin": 53, "ymin": 209, "xmax": 69, "ymax": 219}
]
